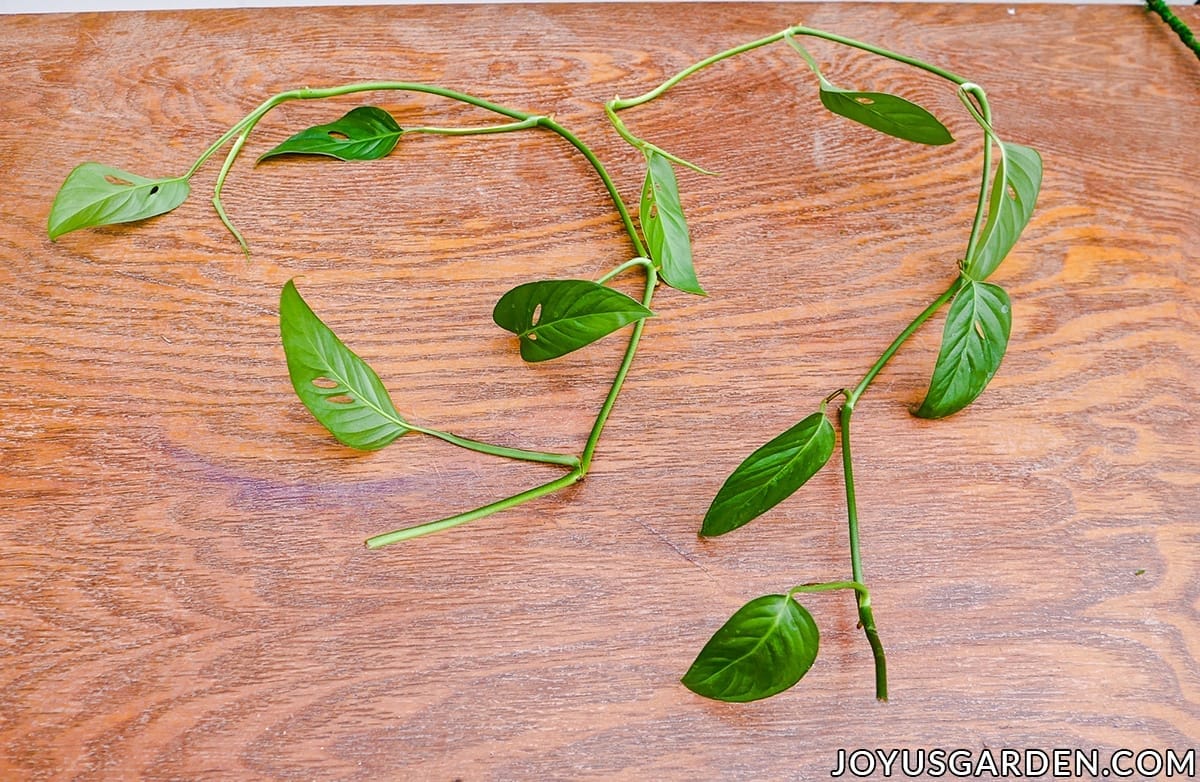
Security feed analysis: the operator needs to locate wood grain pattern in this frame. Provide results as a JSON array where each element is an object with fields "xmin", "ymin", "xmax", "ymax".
[{"xmin": 2, "ymin": 4, "xmax": 1198, "ymax": 779}]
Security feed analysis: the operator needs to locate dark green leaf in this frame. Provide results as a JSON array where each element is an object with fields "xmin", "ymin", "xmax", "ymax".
[
  {"xmin": 963, "ymin": 141, "xmax": 1042, "ymax": 281},
  {"xmin": 682, "ymin": 594, "xmax": 820, "ymax": 703},
  {"xmin": 915, "ymin": 279, "xmax": 1011, "ymax": 419},
  {"xmin": 492, "ymin": 279, "xmax": 653, "ymax": 363},
  {"xmin": 279, "ymin": 279, "xmax": 411, "ymax": 450},
  {"xmin": 640, "ymin": 152, "xmax": 705, "ymax": 295},
  {"xmin": 819, "ymin": 86, "xmax": 954, "ymax": 146},
  {"xmin": 258, "ymin": 106, "xmax": 404, "ymax": 162},
  {"xmin": 701, "ymin": 411, "xmax": 836, "ymax": 537},
  {"xmin": 48, "ymin": 162, "xmax": 190, "ymax": 240}
]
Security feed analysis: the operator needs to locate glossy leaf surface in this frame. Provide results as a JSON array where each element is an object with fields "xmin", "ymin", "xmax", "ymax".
[
  {"xmin": 279, "ymin": 280, "xmax": 411, "ymax": 450},
  {"xmin": 640, "ymin": 152, "xmax": 705, "ymax": 295},
  {"xmin": 682, "ymin": 594, "xmax": 820, "ymax": 703},
  {"xmin": 701, "ymin": 411, "xmax": 836, "ymax": 537},
  {"xmin": 964, "ymin": 141, "xmax": 1042, "ymax": 281},
  {"xmin": 259, "ymin": 106, "xmax": 403, "ymax": 162},
  {"xmin": 819, "ymin": 85, "xmax": 954, "ymax": 146},
  {"xmin": 48, "ymin": 162, "xmax": 190, "ymax": 239},
  {"xmin": 492, "ymin": 279, "xmax": 653, "ymax": 363},
  {"xmin": 915, "ymin": 279, "xmax": 1012, "ymax": 419}
]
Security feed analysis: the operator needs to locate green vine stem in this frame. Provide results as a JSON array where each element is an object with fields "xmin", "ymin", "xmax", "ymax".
[
  {"xmin": 1145, "ymin": 0, "xmax": 1200, "ymax": 60},
  {"xmin": 190, "ymin": 83, "xmax": 647, "ymax": 259},
  {"xmin": 176, "ymin": 83, "xmax": 659, "ymax": 545},
  {"xmin": 612, "ymin": 25, "xmax": 1016, "ymax": 702}
]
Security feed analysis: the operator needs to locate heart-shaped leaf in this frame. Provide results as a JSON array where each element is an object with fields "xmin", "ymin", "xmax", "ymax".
[
  {"xmin": 279, "ymin": 279, "xmax": 411, "ymax": 450},
  {"xmin": 48, "ymin": 162, "xmax": 190, "ymax": 240},
  {"xmin": 640, "ymin": 152, "xmax": 705, "ymax": 295},
  {"xmin": 963, "ymin": 141, "xmax": 1042, "ymax": 281},
  {"xmin": 915, "ymin": 278, "xmax": 1011, "ymax": 419},
  {"xmin": 492, "ymin": 279, "xmax": 653, "ymax": 363},
  {"xmin": 682, "ymin": 594, "xmax": 820, "ymax": 703},
  {"xmin": 701, "ymin": 411, "xmax": 836, "ymax": 537},
  {"xmin": 819, "ymin": 85, "xmax": 954, "ymax": 146},
  {"xmin": 258, "ymin": 106, "xmax": 404, "ymax": 162}
]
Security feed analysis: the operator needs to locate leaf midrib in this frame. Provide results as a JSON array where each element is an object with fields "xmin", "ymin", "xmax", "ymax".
[{"xmin": 299, "ymin": 326, "xmax": 407, "ymax": 430}]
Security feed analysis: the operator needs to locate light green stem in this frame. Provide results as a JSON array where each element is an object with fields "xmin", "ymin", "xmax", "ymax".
[
  {"xmin": 180, "ymin": 82, "xmax": 645, "ymax": 258},
  {"xmin": 405, "ymin": 116, "xmax": 543, "ymax": 136},
  {"xmin": 829, "ymin": 275, "xmax": 963, "ymax": 701},
  {"xmin": 409, "ymin": 424, "xmax": 579, "ymax": 468},
  {"xmin": 787, "ymin": 580, "xmax": 869, "ymax": 599},
  {"xmin": 848, "ymin": 277, "xmax": 963, "ymax": 405},
  {"xmin": 838, "ymin": 406, "xmax": 888, "ymax": 701},
  {"xmin": 957, "ymin": 84, "xmax": 995, "ymax": 267},
  {"xmin": 610, "ymin": 24, "xmax": 970, "ymax": 115},
  {"xmin": 365, "ymin": 468, "xmax": 583, "ymax": 548},
  {"xmin": 581, "ymin": 263, "xmax": 657, "ymax": 471}
]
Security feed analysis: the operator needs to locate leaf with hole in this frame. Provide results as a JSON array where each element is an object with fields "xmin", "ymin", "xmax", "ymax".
[
  {"xmin": 914, "ymin": 278, "xmax": 1011, "ymax": 419},
  {"xmin": 963, "ymin": 141, "xmax": 1042, "ymax": 281},
  {"xmin": 682, "ymin": 594, "xmax": 820, "ymax": 702},
  {"xmin": 47, "ymin": 163, "xmax": 190, "ymax": 240},
  {"xmin": 279, "ymin": 279, "xmax": 411, "ymax": 450},
  {"xmin": 492, "ymin": 279, "xmax": 653, "ymax": 363},
  {"xmin": 640, "ymin": 152, "xmax": 705, "ymax": 295},
  {"xmin": 701, "ymin": 411, "xmax": 836, "ymax": 537},
  {"xmin": 818, "ymin": 84, "xmax": 953, "ymax": 146},
  {"xmin": 258, "ymin": 106, "xmax": 404, "ymax": 162}
]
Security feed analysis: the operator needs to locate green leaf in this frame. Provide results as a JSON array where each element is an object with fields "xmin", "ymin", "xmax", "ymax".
[
  {"xmin": 492, "ymin": 279, "xmax": 653, "ymax": 363},
  {"xmin": 701, "ymin": 411, "xmax": 836, "ymax": 537},
  {"xmin": 640, "ymin": 152, "xmax": 705, "ymax": 295},
  {"xmin": 47, "ymin": 162, "xmax": 190, "ymax": 240},
  {"xmin": 279, "ymin": 279, "xmax": 411, "ymax": 450},
  {"xmin": 963, "ymin": 141, "xmax": 1042, "ymax": 281},
  {"xmin": 915, "ymin": 279, "xmax": 1012, "ymax": 419},
  {"xmin": 818, "ymin": 85, "xmax": 954, "ymax": 146},
  {"xmin": 258, "ymin": 106, "xmax": 404, "ymax": 162},
  {"xmin": 682, "ymin": 594, "xmax": 820, "ymax": 703}
]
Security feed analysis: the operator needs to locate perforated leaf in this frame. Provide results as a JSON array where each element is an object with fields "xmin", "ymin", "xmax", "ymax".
[
  {"xmin": 259, "ymin": 106, "xmax": 404, "ymax": 162},
  {"xmin": 279, "ymin": 280, "xmax": 411, "ymax": 449},
  {"xmin": 492, "ymin": 279, "xmax": 653, "ymax": 362},
  {"xmin": 48, "ymin": 163, "xmax": 190, "ymax": 239}
]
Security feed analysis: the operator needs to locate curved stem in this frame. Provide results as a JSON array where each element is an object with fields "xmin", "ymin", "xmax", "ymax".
[
  {"xmin": 792, "ymin": 26, "xmax": 969, "ymax": 85},
  {"xmin": 212, "ymin": 128, "xmax": 252, "ymax": 257},
  {"xmin": 610, "ymin": 24, "xmax": 969, "ymax": 116},
  {"xmin": 1145, "ymin": 0, "xmax": 1200, "ymax": 60},
  {"xmin": 848, "ymin": 277, "xmax": 963, "ymax": 405},
  {"xmin": 838, "ymin": 405, "xmax": 888, "ymax": 701},
  {"xmin": 177, "ymin": 82, "xmax": 645, "ymax": 258},
  {"xmin": 580, "ymin": 263, "xmax": 658, "ymax": 472},
  {"xmin": 409, "ymin": 424, "xmax": 580, "ymax": 468},
  {"xmin": 788, "ymin": 580, "xmax": 869, "ymax": 600},
  {"xmin": 957, "ymin": 85, "xmax": 995, "ymax": 266},
  {"xmin": 365, "ymin": 468, "xmax": 583, "ymax": 548},
  {"xmin": 535, "ymin": 116, "xmax": 647, "ymax": 257},
  {"xmin": 596, "ymin": 255, "xmax": 654, "ymax": 285},
  {"xmin": 405, "ymin": 116, "xmax": 543, "ymax": 136}
]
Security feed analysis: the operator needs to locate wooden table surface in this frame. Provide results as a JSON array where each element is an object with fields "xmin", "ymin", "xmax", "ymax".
[{"xmin": 3, "ymin": 3, "xmax": 1198, "ymax": 779}]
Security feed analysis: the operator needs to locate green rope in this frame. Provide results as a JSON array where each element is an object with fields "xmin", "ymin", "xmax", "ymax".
[{"xmin": 1146, "ymin": 0, "xmax": 1200, "ymax": 61}]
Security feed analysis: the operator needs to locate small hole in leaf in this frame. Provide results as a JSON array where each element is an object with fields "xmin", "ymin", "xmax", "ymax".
[
  {"xmin": 328, "ymin": 131, "xmax": 350, "ymax": 140},
  {"xmin": 325, "ymin": 395, "xmax": 355, "ymax": 405},
  {"xmin": 531, "ymin": 304, "xmax": 542, "ymax": 325},
  {"xmin": 527, "ymin": 333, "xmax": 538, "ymax": 341},
  {"xmin": 855, "ymin": 96, "xmax": 875, "ymax": 105},
  {"xmin": 973, "ymin": 321, "xmax": 986, "ymax": 339},
  {"xmin": 1006, "ymin": 185, "xmax": 1017, "ymax": 201},
  {"xmin": 311, "ymin": 377, "xmax": 339, "ymax": 389},
  {"xmin": 104, "ymin": 175, "xmax": 135, "ymax": 187}
]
